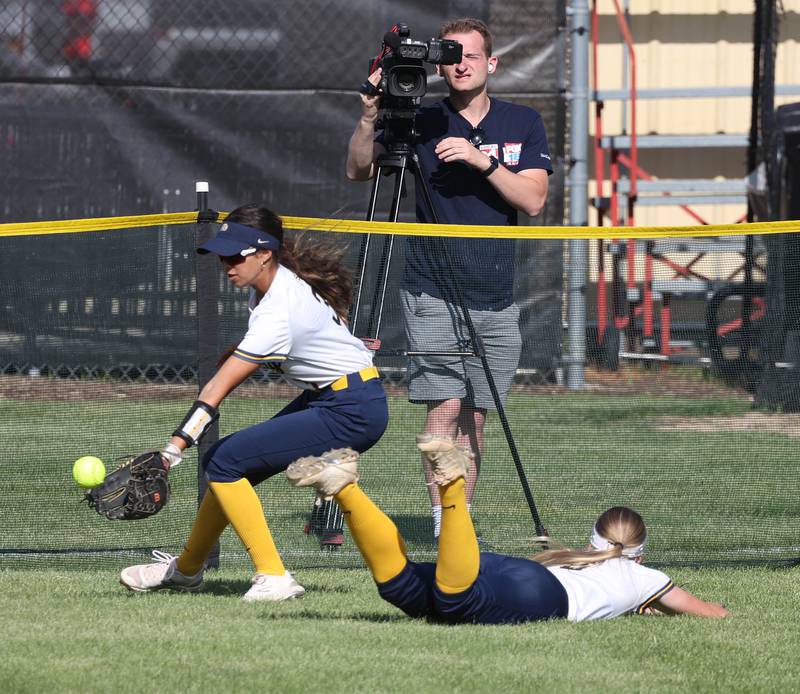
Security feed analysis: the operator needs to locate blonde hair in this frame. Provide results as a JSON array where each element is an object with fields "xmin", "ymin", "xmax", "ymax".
[{"xmin": 531, "ymin": 507, "xmax": 647, "ymax": 570}]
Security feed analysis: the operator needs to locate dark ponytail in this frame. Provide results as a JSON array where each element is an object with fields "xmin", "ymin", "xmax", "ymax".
[{"xmin": 224, "ymin": 204, "xmax": 353, "ymax": 320}]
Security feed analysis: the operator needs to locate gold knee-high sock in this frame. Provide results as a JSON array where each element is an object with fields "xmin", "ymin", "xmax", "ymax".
[
  {"xmin": 435, "ymin": 478, "xmax": 480, "ymax": 594},
  {"xmin": 335, "ymin": 483, "xmax": 407, "ymax": 583},
  {"xmin": 209, "ymin": 479, "xmax": 286, "ymax": 575},
  {"xmin": 176, "ymin": 489, "xmax": 229, "ymax": 576}
]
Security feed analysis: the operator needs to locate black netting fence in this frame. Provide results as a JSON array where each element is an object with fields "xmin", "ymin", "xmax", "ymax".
[
  {"xmin": 2, "ymin": 218, "xmax": 800, "ymax": 571},
  {"xmin": 3, "ymin": 1, "xmax": 800, "ymax": 572},
  {"xmin": 1, "ymin": 0, "xmax": 567, "ymax": 376},
  {"xmin": 1, "ymin": 0, "xmax": 565, "ymax": 221}
]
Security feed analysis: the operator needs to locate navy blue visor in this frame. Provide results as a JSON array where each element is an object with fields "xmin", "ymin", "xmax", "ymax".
[{"xmin": 196, "ymin": 221, "xmax": 281, "ymax": 257}]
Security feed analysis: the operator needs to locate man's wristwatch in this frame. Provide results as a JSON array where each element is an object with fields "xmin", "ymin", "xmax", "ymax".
[{"xmin": 481, "ymin": 155, "xmax": 500, "ymax": 178}]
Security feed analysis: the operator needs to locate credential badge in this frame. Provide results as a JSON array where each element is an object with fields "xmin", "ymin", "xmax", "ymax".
[{"xmin": 503, "ymin": 142, "xmax": 522, "ymax": 166}]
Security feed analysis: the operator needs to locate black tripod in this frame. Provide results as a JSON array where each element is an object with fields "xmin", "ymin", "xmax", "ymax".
[{"xmin": 306, "ymin": 138, "xmax": 547, "ymax": 548}]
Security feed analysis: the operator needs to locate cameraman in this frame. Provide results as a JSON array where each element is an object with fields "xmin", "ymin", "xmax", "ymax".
[{"xmin": 346, "ymin": 17, "xmax": 551, "ymax": 539}]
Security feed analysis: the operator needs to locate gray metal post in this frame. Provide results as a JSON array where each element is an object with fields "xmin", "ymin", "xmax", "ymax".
[
  {"xmin": 566, "ymin": 0, "xmax": 590, "ymax": 390},
  {"xmin": 195, "ymin": 180, "xmax": 221, "ymax": 568}
]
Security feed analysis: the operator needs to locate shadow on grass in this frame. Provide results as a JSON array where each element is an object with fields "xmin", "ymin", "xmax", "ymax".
[
  {"xmin": 200, "ymin": 579, "xmax": 364, "ymax": 597},
  {"xmin": 198, "ymin": 580, "xmax": 259, "ymax": 596},
  {"xmin": 286, "ymin": 509, "xmax": 436, "ymax": 546},
  {"xmin": 392, "ymin": 514, "xmax": 436, "ymax": 545},
  {"xmin": 258, "ymin": 609, "xmax": 407, "ymax": 623},
  {"xmin": 299, "ymin": 581, "xmax": 358, "ymax": 593}
]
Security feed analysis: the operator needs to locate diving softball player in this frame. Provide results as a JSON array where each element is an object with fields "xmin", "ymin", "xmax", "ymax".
[
  {"xmin": 286, "ymin": 439, "xmax": 728, "ymax": 623},
  {"xmin": 120, "ymin": 205, "xmax": 389, "ymax": 601}
]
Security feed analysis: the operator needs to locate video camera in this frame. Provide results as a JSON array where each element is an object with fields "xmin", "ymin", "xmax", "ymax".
[{"xmin": 364, "ymin": 23, "xmax": 462, "ymax": 148}]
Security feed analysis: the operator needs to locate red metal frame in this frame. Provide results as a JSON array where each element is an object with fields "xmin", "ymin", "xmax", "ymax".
[
  {"xmin": 592, "ymin": 0, "xmax": 639, "ymax": 341},
  {"xmin": 591, "ymin": 2, "xmax": 608, "ymax": 342},
  {"xmin": 616, "ymin": 152, "xmax": 711, "ymax": 225},
  {"xmin": 717, "ymin": 297, "xmax": 766, "ymax": 337},
  {"xmin": 591, "ymin": 1, "xmax": 755, "ymax": 360}
]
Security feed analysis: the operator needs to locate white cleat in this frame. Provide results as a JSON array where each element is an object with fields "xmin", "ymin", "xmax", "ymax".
[
  {"xmin": 242, "ymin": 571, "xmax": 306, "ymax": 602},
  {"xmin": 285, "ymin": 448, "xmax": 360, "ymax": 499},
  {"xmin": 416, "ymin": 434, "xmax": 473, "ymax": 485},
  {"xmin": 119, "ymin": 550, "xmax": 204, "ymax": 593}
]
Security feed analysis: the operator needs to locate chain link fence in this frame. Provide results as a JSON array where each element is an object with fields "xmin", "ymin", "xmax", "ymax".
[
  {"xmin": 1, "ymin": 0, "xmax": 567, "ymax": 386},
  {"xmin": 1, "ymin": 1, "xmax": 562, "ymax": 91}
]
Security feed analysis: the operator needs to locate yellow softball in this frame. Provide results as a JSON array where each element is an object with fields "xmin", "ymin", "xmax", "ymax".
[{"xmin": 72, "ymin": 456, "xmax": 106, "ymax": 489}]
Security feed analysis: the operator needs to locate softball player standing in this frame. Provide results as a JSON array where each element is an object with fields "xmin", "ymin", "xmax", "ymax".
[
  {"xmin": 286, "ymin": 439, "xmax": 728, "ymax": 622},
  {"xmin": 120, "ymin": 205, "xmax": 388, "ymax": 601}
]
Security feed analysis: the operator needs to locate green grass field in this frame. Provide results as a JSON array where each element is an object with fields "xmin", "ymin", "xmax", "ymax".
[
  {"xmin": 2, "ymin": 385, "xmax": 799, "ymax": 691},
  {"xmin": 1, "ymin": 565, "xmax": 799, "ymax": 692},
  {"xmin": 2, "ymin": 388, "xmax": 798, "ymax": 565}
]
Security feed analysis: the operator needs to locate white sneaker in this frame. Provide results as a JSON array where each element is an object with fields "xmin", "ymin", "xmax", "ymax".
[
  {"xmin": 242, "ymin": 571, "xmax": 306, "ymax": 602},
  {"xmin": 416, "ymin": 434, "xmax": 473, "ymax": 485},
  {"xmin": 285, "ymin": 448, "xmax": 359, "ymax": 499},
  {"xmin": 119, "ymin": 550, "xmax": 204, "ymax": 593}
]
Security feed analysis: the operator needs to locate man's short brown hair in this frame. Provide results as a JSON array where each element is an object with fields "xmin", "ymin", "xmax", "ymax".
[{"xmin": 438, "ymin": 17, "xmax": 493, "ymax": 57}]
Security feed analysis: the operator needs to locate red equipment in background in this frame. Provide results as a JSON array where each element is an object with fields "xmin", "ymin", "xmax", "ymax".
[
  {"xmin": 589, "ymin": 0, "xmax": 764, "ymax": 375},
  {"xmin": 62, "ymin": 0, "xmax": 98, "ymax": 67}
]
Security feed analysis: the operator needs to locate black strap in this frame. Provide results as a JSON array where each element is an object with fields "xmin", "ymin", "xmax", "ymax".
[
  {"xmin": 196, "ymin": 209, "xmax": 220, "ymax": 224},
  {"xmin": 173, "ymin": 400, "xmax": 220, "ymax": 447}
]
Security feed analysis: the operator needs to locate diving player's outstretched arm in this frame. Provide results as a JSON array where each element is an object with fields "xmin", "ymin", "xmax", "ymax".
[{"xmin": 652, "ymin": 586, "xmax": 728, "ymax": 618}]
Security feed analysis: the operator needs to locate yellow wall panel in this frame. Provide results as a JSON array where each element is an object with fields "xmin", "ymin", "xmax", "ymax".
[
  {"xmin": 590, "ymin": 3, "xmax": 800, "ymax": 227},
  {"xmin": 601, "ymin": 1, "xmax": 797, "ymax": 16}
]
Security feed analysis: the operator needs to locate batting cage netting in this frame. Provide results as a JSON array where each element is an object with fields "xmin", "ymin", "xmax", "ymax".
[
  {"xmin": 2, "ymin": 212, "xmax": 800, "ymax": 570},
  {"xmin": 2, "ymin": 0, "xmax": 800, "ymax": 571}
]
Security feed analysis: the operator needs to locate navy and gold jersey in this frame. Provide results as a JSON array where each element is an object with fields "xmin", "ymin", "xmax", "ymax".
[
  {"xmin": 377, "ymin": 552, "xmax": 675, "ymax": 625},
  {"xmin": 378, "ymin": 552, "xmax": 569, "ymax": 625},
  {"xmin": 235, "ymin": 265, "xmax": 372, "ymax": 388},
  {"xmin": 548, "ymin": 557, "xmax": 674, "ymax": 621}
]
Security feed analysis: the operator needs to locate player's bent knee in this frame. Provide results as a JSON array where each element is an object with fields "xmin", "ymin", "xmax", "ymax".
[
  {"xmin": 377, "ymin": 562, "xmax": 436, "ymax": 619},
  {"xmin": 205, "ymin": 456, "xmax": 243, "ymax": 483},
  {"xmin": 435, "ymin": 579, "xmax": 476, "ymax": 595},
  {"xmin": 431, "ymin": 586, "xmax": 480, "ymax": 623}
]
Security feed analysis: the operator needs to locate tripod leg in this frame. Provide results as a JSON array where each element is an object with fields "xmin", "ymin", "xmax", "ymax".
[
  {"xmin": 314, "ymin": 160, "xmax": 408, "ymax": 552},
  {"xmin": 411, "ymin": 154, "xmax": 547, "ymax": 537},
  {"xmin": 303, "ymin": 497, "xmax": 344, "ymax": 551},
  {"xmin": 350, "ymin": 173, "xmax": 384, "ymax": 333},
  {"xmin": 365, "ymin": 164, "xmax": 405, "ymax": 336}
]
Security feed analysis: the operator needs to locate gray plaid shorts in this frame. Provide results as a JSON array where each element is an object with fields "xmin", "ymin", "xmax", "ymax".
[{"xmin": 401, "ymin": 290, "xmax": 522, "ymax": 410}]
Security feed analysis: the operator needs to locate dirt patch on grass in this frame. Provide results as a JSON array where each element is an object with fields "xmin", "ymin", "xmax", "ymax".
[
  {"xmin": 0, "ymin": 364, "xmax": 753, "ymax": 402},
  {"xmin": 509, "ymin": 365, "xmax": 752, "ymax": 398},
  {"xmin": 577, "ymin": 366, "xmax": 753, "ymax": 398},
  {"xmin": 655, "ymin": 411, "xmax": 800, "ymax": 438},
  {"xmin": 0, "ymin": 375, "xmax": 300, "ymax": 401}
]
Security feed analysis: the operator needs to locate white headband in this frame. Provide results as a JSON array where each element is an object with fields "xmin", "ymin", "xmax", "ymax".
[{"xmin": 590, "ymin": 526, "xmax": 647, "ymax": 559}]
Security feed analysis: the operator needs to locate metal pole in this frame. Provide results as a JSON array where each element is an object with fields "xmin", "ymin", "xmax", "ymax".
[
  {"xmin": 620, "ymin": 0, "xmax": 630, "ymax": 134},
  {"xmin": 567, "ymin": 0, "xmax": 590, "ymax": 389},
  {"xmin": 194, "ymin": 180, "xmax": 221, "ymax": 568}
]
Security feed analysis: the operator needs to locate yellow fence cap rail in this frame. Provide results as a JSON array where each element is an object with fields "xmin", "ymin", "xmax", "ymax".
[
  {"xmin": 282, "ymin": 216, "xmax": 800, "ymax": 240},
  {"xmin": 0, "ymin": 212, "xmax": 199, "ymax": 237},
  {"xmin": 2, "ymin": 210, "xmax": 799, "ymax": 240}
]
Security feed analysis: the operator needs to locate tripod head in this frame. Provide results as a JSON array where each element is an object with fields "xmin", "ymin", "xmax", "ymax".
[{"xmin": 377, "ymin": 110, "xmax": 418, "ymax": 155}]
